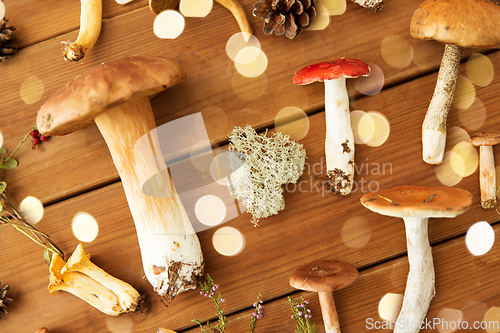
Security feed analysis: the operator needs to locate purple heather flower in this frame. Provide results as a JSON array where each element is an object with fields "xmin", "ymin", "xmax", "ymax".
[{"xmin": 221, "ymin": 298, "xmax": 225, "ymax": 302}]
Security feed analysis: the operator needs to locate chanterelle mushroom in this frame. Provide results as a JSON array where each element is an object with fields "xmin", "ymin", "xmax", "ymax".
[
  {"xmin": 293, "ymin": 59, "xmax": 370, "ymax": 195},
  {"xmin": 410, "ymin": 0, "xmax": 500, "ymax": 164},
  {"xmin": 470, "ymin": 130, "xmax": 500, "ymax": 209},
  {"xmin": 361, "ymin": 186, "xmax": 473, "ymax": 333},
  {"xmin": 290, "ymin": 260, "xmax": 358, "ymax": 333},
  {"xmin": 36, "ymin": 56, "xmax": 203, "ymax": 302}
]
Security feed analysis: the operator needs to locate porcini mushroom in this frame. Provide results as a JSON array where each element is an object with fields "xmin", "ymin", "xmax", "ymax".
[
  {"xmin": 36, "ymin": 56, "xmax": 204, "ymax": 302},
  {"xmin": 361, "ymin": 186, "xmax": 473, "ymax": 333},
  {"xmin": 470, "ymin": 130, "xmax": 500, "ymax": 209},
  {"xmin": 410, "ymin": 0, "xmax": 500, "ymax": 164},
  {"xmin": 289, "ymin": 260, "xmax": 359, "ymax": 333},
  {"xmin": 62, "ymin": 0, "xmax": 102, "ymax": 62},
  {"xmin": 293, "ymin": 59, "xmax": 370, "ymax": 195}
]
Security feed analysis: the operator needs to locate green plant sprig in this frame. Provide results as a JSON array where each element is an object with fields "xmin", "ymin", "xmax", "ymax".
[
  {"xmin": 249, "ymin": 292, "xmax": 263, "ymax": 332},
  {"xmin": 288, "ymin": 296, "xmax": 316, "ymax": 333},
  {"xmin": 192, "ymin": 275, "xmax": 228, "ymax": 333}
]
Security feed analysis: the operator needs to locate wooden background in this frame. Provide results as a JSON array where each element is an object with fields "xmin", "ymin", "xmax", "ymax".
[{"xmin": 1, "ymin": 0, "xmax": 500, "ymax": 332}]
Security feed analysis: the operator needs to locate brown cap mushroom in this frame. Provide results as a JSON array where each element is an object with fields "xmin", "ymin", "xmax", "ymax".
[
  {"xmin": 410, "ymin": 0, "xmax": 500, "ymax": 165},
  {"xmin": 36, "ymin": 56, "xmax": 204, "ymax": 302},
  {"xmin": 290, "ymin": 260, "xmax": 358, "ymax": 333},
  {"xmin": 293, "ymin": 59, "xmax": 370, "ymax": 195},
  {"xmin": 361, "ymin": 186, "xmax": 473, "ymax": 333},
  {"xmin": 470, "ymin": 130, "xmax": 500, "ymax": 209}
]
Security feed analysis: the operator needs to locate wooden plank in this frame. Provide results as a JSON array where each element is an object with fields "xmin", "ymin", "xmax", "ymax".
[{"xmin": 0, "ymin": 0, "xmax": 486, "ymax": 205}]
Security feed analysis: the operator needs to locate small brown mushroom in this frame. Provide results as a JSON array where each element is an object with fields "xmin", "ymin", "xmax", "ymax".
[
  {"xmin": 470, "ymin": 130, "xmax": 500, "ymax": 209},
  {"xmin": 410, "ymin": 0, "xmax": 500, "ymax": 164},
  {"xmin": 289, "ymin": 260, "xmax": 358, "ymax": 333}
]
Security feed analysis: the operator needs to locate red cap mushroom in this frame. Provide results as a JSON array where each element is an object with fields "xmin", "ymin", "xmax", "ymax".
[
  {"xmin": 361, "ymin": 186, "xmax": 473, "ymax": 333},
  {"xmin": 290, "ymin": 260, "xmax": 359, "ymax": 333},
  {"xmin": 293, "ymin": 59, "xmax": 370, "ymax": 195},
  {"xmin": 470, "ymin": 130, "xmax": 500, "ymax": 209}
]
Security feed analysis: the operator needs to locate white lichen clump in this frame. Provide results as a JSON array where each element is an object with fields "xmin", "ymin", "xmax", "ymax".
[{"xmin": 227, "ymin": 125, "xmax": 307, "ymax": 226}]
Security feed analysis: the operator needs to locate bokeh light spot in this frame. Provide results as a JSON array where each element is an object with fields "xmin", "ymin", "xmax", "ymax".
[
  {"xmin": 306, "ymin": 4, "xmax": 329, "ymax": 30},
  {"xmin": 378, "ymin": 293, "xmax": 403, "ymax": 321},
  {"xmin": 0, "ymin": 1, "xmax": 5, "ymax": 21},
  {"xmin": 351, "ymin": 110, "xmax": 374, "ymax": 144},
  {"xmin": 19, "ymin": 196, "xmax": 44, "ymax": 224},
  {"xmin": 354, "ymin": 63, "xmax": 384, "ymax": 96},
  {"xmin": 115, "ymin": 0, "xmax": 133, "ymax": 4},
  {"xmin": 20, "ymin": 76, "xmax": 44, "ymax": 105},
  {"xmin": 457, "ymin": 98, "xmax": 487, "ymax": 131},
  {"xmin": 180, "ymin": 0, "xmax": 213, "ymax": 17},
  {"xmin": 436, "ymin": 308, "xmax": 462, "ymax": 333},
  {"xmin": 322, "ymin": 0, "xmax": 347, "ymax": 15},
  {"xmin": 466, "ymin": 53, "xmax": 494, "ymax": 87},
  {"xmin": 195, "ymin": 195, "xmax": 226, "ymax": 226},
  {"xmin": 0, "ymin": 130, "xmax": 3, "ymax": 148},
  {"xmin": 452, "ymin": 76, "xmax": 475, "ymax": 110},
  {"xmin": 381, "ymin": 35, "xmax": 414, "ymax": 68},
  {"xmin": 436, "ymin": 151, "xmax": 463, "ymax": 186},
  {"xmin": 446, "ymin": 127, "xmax": 471, "ymax": 150},
  {"xmin": 484, "ymin": 307, "xmax": 500, "ymax": 333},
  {"xmin": 449, "ymin": 141, "xmax": 477, "ymax": 177},
  {"xmin": 466, "ymin": 221, "xmax": 495, "ymax": 256},
  {"xmin": 210, "ymin": 151, "xmax": 233, "ymax": 186},
  {"xmin": 234, "ymin": 47, "xmax": 268, "ymax": 78},
  {"xmin": 72, "ymin": 212, "xmax": 99, "ymax": 242},
  {"xmin": 212, "ymin": 226, "xmax": 245, "ymax": 256},
  {"xmin": 226, "ymin": 33, "xmax": 260, "ymax": 62},
  {"xmin": 365, "ymin": 111, "xmax": 390, "ymax": 147},
  {"xmin": 153, "ymin": 10, "xmax": 185, "ymax": 39},
  {"xmin": 341, "ymin": 216, "xmax": 371, "ymax": 248},
  {"xmin": 274, "ymin": 107, "xmax": 310, "ymax": 141}
]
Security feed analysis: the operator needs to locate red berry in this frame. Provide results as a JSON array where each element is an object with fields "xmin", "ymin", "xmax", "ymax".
[
  {"xmin": 31, "ymin": 136, "xmax": 41, "ymax": 145},
  {"xmin": 39, "ymin": 134, "xmax": 48, "ymax": 141},
  {"xmin": 30, "ymin": 130, "xmax": 39, "ymax": 137}
]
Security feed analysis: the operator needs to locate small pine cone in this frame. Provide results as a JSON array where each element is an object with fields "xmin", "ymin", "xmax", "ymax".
[
  {"xmin": 0, "ymin": 282, "xmax": 13, "ymax": 318},
  {"xmin": 253, "ymin": 0, "xmax": 317, "ymax": 39},
  {"xmin": 0, "ymin": 18, "xmax": 18, "ymax": 62}
]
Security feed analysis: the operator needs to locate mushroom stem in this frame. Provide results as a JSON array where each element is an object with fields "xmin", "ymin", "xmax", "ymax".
[
  {"xmin": 62, "ymin": 0, "xmax": 102, "ymax": 62},
  {"xmin": 478, "ymin": 145, "xmax": 497, "ymax": 209},
  {"xmin": 94, "ymin": 96, "xmax": 204, "ymax": 302},
  {"xmin": 422, "ymin": 44, "xmax": 463, "ymax": 164},
  {"xmin": 214, "ymin": 0, "xmax": 253, "ymax": 40},
  {"xmin": 318, "ymin": 291, "xmax": 341, "ymax": 333},
  {"xmin": 395, "ymin": 217, "xmax": 435, "ymax": 333},
  {"xmin": 324, "ymin": 77, "xmax": 355, "ymax": 195}
]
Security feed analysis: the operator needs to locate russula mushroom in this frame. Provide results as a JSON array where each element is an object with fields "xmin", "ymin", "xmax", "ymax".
[
  {"xmin": 470, "ymin": 130, "xmax": 500, "ymax": 209},
  {"xmin": 289, "ymin": 260, "xmax": 359, "ymax": 333},
  {"xmin": 361, "ymin": 186, "xmax": 473, "ymax": 333},
  {"xmin": 36, "ymin": 56, "xmax": 204, "ymax": 302},
  {"xmin": 62, "ymin": 0, "xmax": 102, "ymax": 62},
  {"xmin": 410, "ymin": 0, "xmax": 500, "ymax": 164},
  {"xmin": 293, "ymin": 59, "xmax": 370, "ymax": 195}
]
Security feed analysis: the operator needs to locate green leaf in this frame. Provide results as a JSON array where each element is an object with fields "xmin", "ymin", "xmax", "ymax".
[
  {"xmin": 0, "ymin": 148, "xmax": 6, "ymax": 154},
  {"xmin": 0, "ymin": 181, "xmax": 6, "ymax": 194},
  {"xmin": 0, "ymin": 158, "xmax": 18, "ymax": 169}
]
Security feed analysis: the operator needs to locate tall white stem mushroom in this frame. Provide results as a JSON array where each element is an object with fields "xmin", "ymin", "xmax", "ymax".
[
  {"xmin": 361, "ymin": 186, "xmax": 473, "ymax": 333},
  {"xmin": 37, "ymin": 56, "xmax": 204, "ymax": 302},
  {"xmin": 293, "ymin": 59, "xmax": 370, "ymax": 195},
  {"xmin": 470, "ymin": 130, "xmax": 500, "ymax": 209},
  {"xmin": 410, "ymin": 0, "xmax": 500, "ymax": 164}
]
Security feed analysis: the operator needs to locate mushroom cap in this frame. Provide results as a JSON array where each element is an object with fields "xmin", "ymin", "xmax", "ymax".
[
  {"xmin": 36, "ymin": 56, "xmax": 186, "ymax": 136},
  {"xmin": 289, "ymin": 260, "xmax": 359, "ymax": 293},
  {"xmin": 293, "ymin": 58, "xmax": 370, "ymax": 85},
  {"xmin": 410, "ymin": 0, "xmax": 500, "ymax": 48},
  {"xmin": 360, "ymin": 185, "xmax": 473, "ymax": 218},
  {"xmin": 470, "ymin": 130, "xmax": 500, "ymax": 147}
]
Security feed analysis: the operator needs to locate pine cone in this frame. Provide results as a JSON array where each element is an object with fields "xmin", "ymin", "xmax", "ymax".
[
  {"xmin": 0, "ymin": 282, "xmax": 13, "ymax": 318},
  {"xmin": 0, "ymin": 19, "xmax": 17, "ymax": 62},
  {"xmin": 253, "ymin": 0, "xmax": 317, "ymax": 39}
]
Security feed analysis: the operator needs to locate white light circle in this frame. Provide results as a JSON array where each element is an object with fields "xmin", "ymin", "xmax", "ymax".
[
  {"xmin": 19, "ymin": 196, "xmax": 44, "ymax": 224},
  {"xmin": 466, "ymin": 221, "xmax": 495, "ymax": 256},
  {"xmin": 226, "ymin": 32, "xmax": 260, "ymax": 62},
  {"xmin": 195, "ymin": 195, "xmax": 226, "ymax": 226},
  {"xmin": 153, "ymin": 10, "xmax": 185, "ymax": 39},
  {"xmin": 212, "ymin": 226, "xmax": 245, "ymax": 256},
  {"xmin": 72, "ymin": 212, "xmax": 99, "ymax": 242},
  {"xmin": 0, "ymin": 130, "xmax": 3, "ymax": 148},
  {"xmin": 115, "ymin": 0, "xmax": 133, "ymax": 4},
  {"xmin": 378, "ymin": 293, "xmax": 403, "ymax": 321},
  {"xmin": 234, "ymin": 47, "xmax": 268, "ymax": 78},
  {"xmin": 0, "ymin": 1, "xmax": 4, "ymax": 21},
  {"xmin": 180, "ymin": 0, "xmax": 213, "ymax": 17}
]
